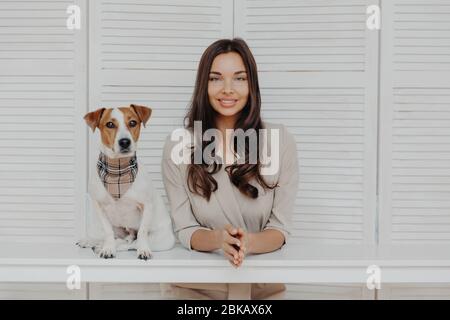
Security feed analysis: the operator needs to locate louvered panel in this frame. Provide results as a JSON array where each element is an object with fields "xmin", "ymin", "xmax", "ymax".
[
  {"xmin": 0, "ymin": 0, "xmax": 75, "ymax": 63},
  {"xmin": 89, "ymin": 283, "xmax": 164, "ymax": 300},
  {"xmin": 379, "ymin": 284, "xmax": 450, "ymax": 300},
  {"xmin": 0, "ymin": 283, "xmax": 86, "ymax": 300},
  {"xmin": 0, "ymin": 1, "xmax": 87, "ymax": 243},
  {"xmin": 97, "ymin": 0, "xmax": 229, "ymax": 72},
  {"xmin": 380, "ymin": 0, "xmax": 450, "ymax": 244},
  {"xmin": 88, "ymin": 283, "xmax": 373, "ymax": 300},
  {"xmin": 285, "ymin": 284, "xmax": 373, "ymax": 300},
  {"xmin": 392, "ymin": 87, "xmax": 450, "ymax": 241},
  {"xmin": 236, "ymin": 0, "xmax": 368, "ymax": 72},
  {"xmin": 393, "ymin": 1, "xmax": 450, "ymax": 71}
]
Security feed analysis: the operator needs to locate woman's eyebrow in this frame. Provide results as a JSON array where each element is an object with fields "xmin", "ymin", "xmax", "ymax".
[{"xmin": 209, "ymin": 71, "xmax": 247, "ymax": 75}]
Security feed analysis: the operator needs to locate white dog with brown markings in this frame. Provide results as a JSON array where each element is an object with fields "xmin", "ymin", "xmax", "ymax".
[{"xmin": 77, "ymin": 104, "xmax": 175, "ymax": 259}]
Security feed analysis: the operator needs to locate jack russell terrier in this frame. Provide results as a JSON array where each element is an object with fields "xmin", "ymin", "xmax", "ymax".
[{"xmin": 77, "ymin": 104, "xmax": 175, "ymax": 259}]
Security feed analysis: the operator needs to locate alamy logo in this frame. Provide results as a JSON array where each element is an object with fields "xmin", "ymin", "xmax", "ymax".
[
  {"xmin": 366, "ymin": 5, "xmax": 381, "ymax": 30},
  {"xmin": 66, "ymin": 5, "xmax": 81, "ymax": 30},
  {"xmin": 366, "ymin": 265, "xmax": 381, "ymax": 290},
  {"xmin": 66, "ymin": 265, "xmax": 81, "ymax": 290},
  {"xmin": 170, "ymin": 122, "xmax": 280, "ymax": 175}
]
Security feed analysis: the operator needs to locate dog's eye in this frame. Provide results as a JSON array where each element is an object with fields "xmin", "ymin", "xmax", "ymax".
[
  {"xmin": 106, "ymin": 122, "xmax": 115, "ymax": 129},
  {"xmin": 129, "ymin": 120, "xmax": 137, "ymax": 127}
]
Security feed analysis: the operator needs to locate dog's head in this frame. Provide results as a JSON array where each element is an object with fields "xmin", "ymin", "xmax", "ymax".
[{"xmin": 84, "ymin": 104, "xmax": 152, "ymax": 158}]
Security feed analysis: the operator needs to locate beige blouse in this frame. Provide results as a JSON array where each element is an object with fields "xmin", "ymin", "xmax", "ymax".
[{"xmin": 161, "ymin": 122, "xmax": 299, "ymax": 299}]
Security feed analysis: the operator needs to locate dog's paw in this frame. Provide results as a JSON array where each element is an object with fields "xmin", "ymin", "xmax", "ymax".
[
  {"xmin": 98, "ymin": 245, "xmax": 116, "ymax": 259},
  {"xmin": 76, "ymin": 238, "xmax": 99, "ymax": 248},
  {"xmin": 137, "ymin": 247, "xmax": 152, "ymax": 260}
]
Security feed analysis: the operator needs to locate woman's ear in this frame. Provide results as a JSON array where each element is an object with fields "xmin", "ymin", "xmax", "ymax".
[
  {"xmin": 130, "ymin": 104, "xmax": 152, "ymax": 127},
  {"xmin": 84, "ymin": 107, "xmax": 105, "ymax": 132}
]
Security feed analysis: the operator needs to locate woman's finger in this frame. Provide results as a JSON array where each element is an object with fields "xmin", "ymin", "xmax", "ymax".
[
  {"xmin": 224, "ymin": 251, "xmax": 239, "ymax": 267},
  {"xmin": 235, "ymin": 228, "xmax": 247, "ymax": 246},
  {"xmin": 235, "ymin": 256, "xmax": 243, "ymax": 267},
  {"xmin": 222, "ymin": 243, "xmax": 239, "ymax": 259},
  {"xmin": 223, "ymin": 232, "xmax": 241, "ymax": 247},
  {"xmin": 222, "ymin": 229, "xmax": 239, "ymax": 246},
  {"xmin": 224, "ymin": 224, "xmax": 238, "ymax": 236}
]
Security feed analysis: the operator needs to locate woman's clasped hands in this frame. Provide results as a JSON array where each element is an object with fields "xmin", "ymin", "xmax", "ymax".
[{"xmin": 219, "ymin": 224, "xmax": 252, "ymax": 268}]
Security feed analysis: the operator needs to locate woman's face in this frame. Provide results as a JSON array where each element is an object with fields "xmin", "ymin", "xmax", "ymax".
[{"xmin": 208, "ymin": 52, "xmax": 249, "ymax": 123}]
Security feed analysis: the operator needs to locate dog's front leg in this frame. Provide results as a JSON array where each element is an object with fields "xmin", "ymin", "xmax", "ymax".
[
  {"xmin": 93, "ymin": 200, "xmax": 116, "ymax": 259},
  {"xmin": 136, "ymin": 202, "xmax": 153, "ymax": 260}
]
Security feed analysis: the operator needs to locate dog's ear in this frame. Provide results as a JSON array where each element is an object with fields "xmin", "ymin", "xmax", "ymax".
[
  {"xmin": 84, "ymin": 108, "xmax": 106, "ymax": 132},
  {"xmin": 130, "ymin": 104, "xmax": 152, "ymax": 127}
]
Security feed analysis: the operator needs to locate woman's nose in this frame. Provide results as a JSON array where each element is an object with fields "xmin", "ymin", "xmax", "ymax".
[{"xmin": 222, "ymin": 78, "xmax": 234, "ymax": 94}]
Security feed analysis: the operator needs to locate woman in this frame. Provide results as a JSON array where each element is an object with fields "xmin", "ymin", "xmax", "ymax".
[{"xmin": 161, "ymin": 38, "xmax": 299, "ymax": 300}]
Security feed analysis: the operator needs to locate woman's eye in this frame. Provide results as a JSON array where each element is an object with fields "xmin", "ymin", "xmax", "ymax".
[
  {"xmin": 236, "ymin": 77, "xmax": 247, "ymax": 81},
  {"xmin": 129, "ymin": 120, "xmax": 137, "ymax": 127},
  {"xmin": 209, "ymin": 77, "xmax": 220, "ymax": 82},
  {"xmin": 106, "ymin": 122, "xmax": 115, "ymax": 128}
]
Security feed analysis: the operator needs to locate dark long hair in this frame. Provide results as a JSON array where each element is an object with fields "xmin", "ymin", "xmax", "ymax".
[{"xmin": 185, "ymin": 38, "xmax": 276, "ymax": 201}]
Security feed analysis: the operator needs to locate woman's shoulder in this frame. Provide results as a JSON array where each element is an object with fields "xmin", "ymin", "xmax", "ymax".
[{"xmin": 262, "ymin": 121, "xmax": 296, "ymax": 145}]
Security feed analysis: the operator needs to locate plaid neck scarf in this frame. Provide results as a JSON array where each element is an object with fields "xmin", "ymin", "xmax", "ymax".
[{"xmin": 97, "ymin": 152, "xmax": 138, "ymax": 200}]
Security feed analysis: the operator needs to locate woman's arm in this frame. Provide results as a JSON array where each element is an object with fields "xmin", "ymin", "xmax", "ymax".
[
  {"xmin": 190, "ymin": 229, "xmax": 222, "ymax": 252},
  {"xmin": 246, "ymin": 229, "xmax": 285, "ymax": 254},
  {"xmin": 191, "ymin": 227, "xmax": 285, "ymax": 265},
  {"xmin": 191, "ymin": 228, "xmax": 285, "ymax": 263}
]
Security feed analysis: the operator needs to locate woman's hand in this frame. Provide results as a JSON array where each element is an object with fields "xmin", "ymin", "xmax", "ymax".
[
  {"xmin": 219, "ymin": 224, "xmax": 246, "ymax": 268},
  {"xmin": 234, "ymin": 227, "xmax": 254, "ymax": 267}
]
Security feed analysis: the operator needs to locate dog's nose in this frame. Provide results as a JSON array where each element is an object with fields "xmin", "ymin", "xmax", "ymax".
[{"xmin": 119, "ymin": 138, "xmax": 131, "ymax": 149}]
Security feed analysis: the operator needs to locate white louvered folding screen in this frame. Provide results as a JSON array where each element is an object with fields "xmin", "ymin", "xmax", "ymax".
[
  {"xmin": 234, "ymin": 0, "xmax": 379, "ymax": 244},
  {"xmin": 379, "ymin": 0, "xmax": 450, "ymax": 244},
  {"xmin": 2, "ymin": 0, "xmax": 450, "ymax": 300},
  {"xmin": 0, "ymin": 0, "xmax": 87, "ymax": 244}
]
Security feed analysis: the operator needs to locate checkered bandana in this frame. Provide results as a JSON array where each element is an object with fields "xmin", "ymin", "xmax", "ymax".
[{"xmin": 97, "ymin": 153, "xmax": 138, "ymax": 200}]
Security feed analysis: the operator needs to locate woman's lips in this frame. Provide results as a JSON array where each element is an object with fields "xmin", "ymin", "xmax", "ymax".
[{"xmin": 218, "ymin": 98, "xmax": 238, "ymax": 108}]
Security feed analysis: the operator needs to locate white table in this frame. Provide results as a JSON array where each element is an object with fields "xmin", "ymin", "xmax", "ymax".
[{"xmin": 1, "ymin": 243, "xmax": 450, "ymax": 284}]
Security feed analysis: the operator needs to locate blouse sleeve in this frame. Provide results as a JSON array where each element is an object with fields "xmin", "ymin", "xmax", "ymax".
[
  {"xmin": 161, "ymin": 135, "xmax": 210, "ymax": 250},
  {"xmin": 263, "ymin": 125, "xmax": 299, "ymax": 245}
]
